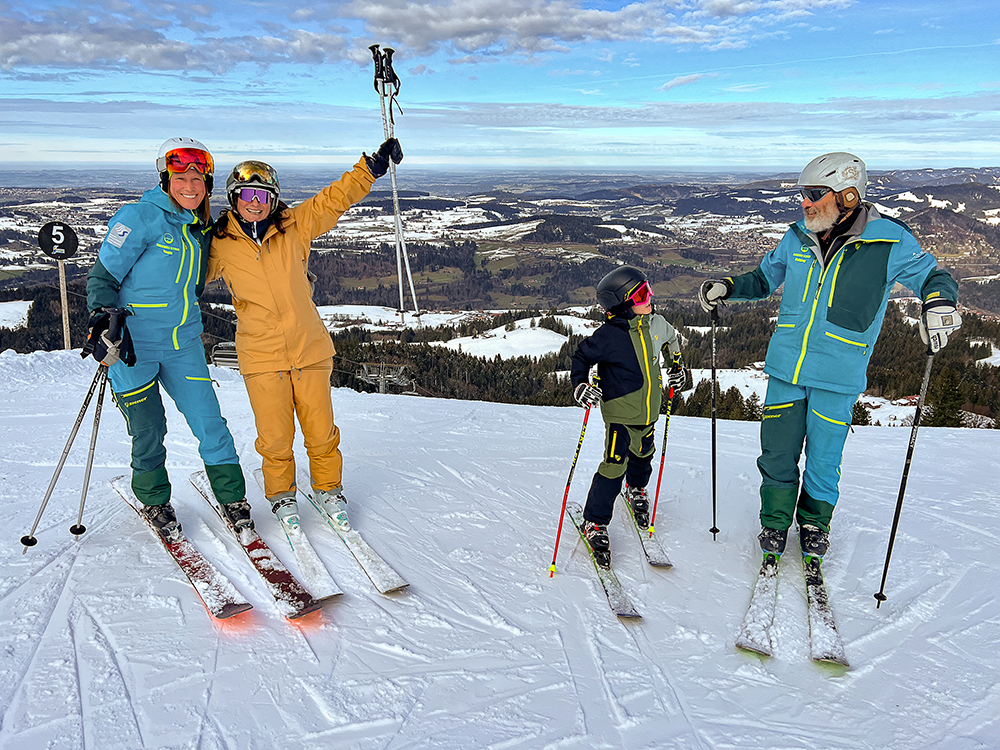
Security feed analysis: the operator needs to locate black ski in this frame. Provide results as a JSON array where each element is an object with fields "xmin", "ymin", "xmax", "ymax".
[
  {"xmin": 565, "ymin": 502, "xmax": 640, "ymax": 619},
  {"xmin": 616, "ymin": 493, "xmax": 672, "ymax": 568}
]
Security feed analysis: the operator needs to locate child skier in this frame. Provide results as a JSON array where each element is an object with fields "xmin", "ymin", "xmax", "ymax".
[{"xmin": 570, "ymin": 266, "xmax": 690, "ymax": 566}]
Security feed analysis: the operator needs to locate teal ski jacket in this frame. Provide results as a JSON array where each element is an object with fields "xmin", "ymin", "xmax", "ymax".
[
  {"xmin": 87, "ymin": 187, "xmax": 211, "ymax": 351},
  {"xmin": 728, "ymin": 205, "xmax": 957, "ymax": 394}
]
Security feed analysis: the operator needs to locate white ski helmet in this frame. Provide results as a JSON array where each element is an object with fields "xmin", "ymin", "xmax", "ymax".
[
  {"xmin": 155, "ymin": 137, "xmax": 214, "ymax": 194},
  {"xmin": 795, "ymin": 152, "xmax": 866, "ymax": 207}
]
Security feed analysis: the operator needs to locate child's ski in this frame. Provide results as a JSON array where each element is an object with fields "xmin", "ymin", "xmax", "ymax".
[
  {"xmin": 616, "ymin": 493, "xmax": 672, "ymax": 568},
  {"xmin": 565, "ymin": 502, "xmax": 640, "ymax": 619},
  {"xmin": 114, "ymin": 476, "xmax": 252, "ymax": 620},
  {"xmin": 297, "ymin": 471, "xmax": 408, "ymax": 595},
  {"xmin": 189, "ymin": 471, "xmax": 323, "ymax": 620},
  {"xmin": 251, "ymin": 469, "xmax": 342, "ymax": 601}
]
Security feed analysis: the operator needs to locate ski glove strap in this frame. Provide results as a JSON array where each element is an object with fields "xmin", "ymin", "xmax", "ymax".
[
  {"xmin": 919, "ymin": 299, "xmax": 961, "ymax": 353},
  {"xmin": 698, "ymin": 279, "xmax": 732, "ymax": 313},
  {"xmin": 363, "ymin": 137, "xmax": 403, "ymax": 179},
  {"xmin": 573, "ymin": 382, "xmax": 603, "ymax": 408}
]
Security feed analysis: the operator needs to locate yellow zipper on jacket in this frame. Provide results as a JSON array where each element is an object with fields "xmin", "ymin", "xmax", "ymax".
[
  {"xmin": 792, "ymin": 246, "xmax": 846, "ymax": 384},
  {"xmin": 172, "ymin": 218, "xmax": 198, "ymax": 350},
  {"xmin": 638, "ymin": 317, "xmax": 653, "ymax": 424}
]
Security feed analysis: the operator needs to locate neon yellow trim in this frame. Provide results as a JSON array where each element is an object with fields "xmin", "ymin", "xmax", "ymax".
[
  {"xmin": 764, "ymin": 402, "xmax": 795, "ymax": 410},
  {"xmin": 776, "ymin": 323, "xmax": 795, "ymax": 328},
  {"xmin": 185, "ymin": 376, "xmax": 212, "ymax": 381},
  {"xmin": 609, "ymin": 431, "xmax": 618, "ymax": 459},
  {"xmin": 811, "ymin": 408, "xmax": 848, "ymax": 426},
  {"xmin": 119, "ymin": 381, "xmax": 157, "ymax": 398},
  {"xmin": 793, "ymin": 255, "xmax": 839, "ymax": 383},
  {"xmin": 826, "ymin": 250, "xmax": 846, "ymax": 307},
  {"xmin": 129, "ymin": 303, "xmax": 168, "ymax": 308},
  {"xmin": 925, "ymin": 291, "xmax": 941, "ymax": 301},
  {"xmin": 157, "ymin": 245, "xmax": 174, "ymax": 253},
  {"xmin": 172, "ymin": 221, "xmax": 198, "ymax": 351},
  {"xmin": 824, "ymin": 331, "xmax": 868, "ymax": 348},
  {"xmin": 638, "ymin": 317, "xmax": 653, "ymax": 424},
  {"xmin": 802, "ymin": 261, "xmax": 815, "ymax": 303}
]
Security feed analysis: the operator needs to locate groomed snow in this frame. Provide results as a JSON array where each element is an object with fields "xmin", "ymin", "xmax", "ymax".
[{"xmin": 1, "ymin": 349, "xmax": 998, "ymax": 749}]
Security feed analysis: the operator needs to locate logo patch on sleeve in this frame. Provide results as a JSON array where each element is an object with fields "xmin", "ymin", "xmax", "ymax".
[{"xmin": 107, "ymin": 222, "xmax": 132, "ymax": 248}]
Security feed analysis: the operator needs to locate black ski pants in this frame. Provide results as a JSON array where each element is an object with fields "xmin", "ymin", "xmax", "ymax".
[{"xmin": 583, "ymin": 421, "xmax": 656, "ymax": 525}]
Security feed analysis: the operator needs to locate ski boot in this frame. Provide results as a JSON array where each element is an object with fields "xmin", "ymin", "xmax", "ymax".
[
  {"xmin": 142, "ymin": 501, "xmax": 181, "ymax": 542},
  {"xmin": 758, "ymin": 527, "xmax": 787, "ymax": 557},
  {"xmin": 220, "ymin": 500, "xmax": 254, "ymax": 532},
  {"xmin": 799, "ymin": 524, "xmax": 829, "ymax": 560},
  {"xmin": 582, "ymin": 520, "xmax": 612, "ymax": 567},
  {"xmin": 624, "ymin": 484, "xmax": 650, "ymax": 529},
  {"xmin": 268, "ymin": 491, "xmax": 300, "ymax": 531},
  {"xmin": 314, "ymin": 487, "xmax": 351, "ymax": 532}
]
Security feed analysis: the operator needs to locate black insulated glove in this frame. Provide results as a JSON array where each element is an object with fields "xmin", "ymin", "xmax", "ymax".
[
  {"xmin": 364, "ymin": 138, "xmax": 403, "ymax": 179},
  {"xmin": 83, "ymin": 308, "xmax": 136, "ymax": 367}
]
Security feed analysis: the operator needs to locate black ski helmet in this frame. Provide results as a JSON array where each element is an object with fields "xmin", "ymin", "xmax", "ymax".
[{"xmin": 596, "ymin": 266, "xmax": 647, "ymax": 310}]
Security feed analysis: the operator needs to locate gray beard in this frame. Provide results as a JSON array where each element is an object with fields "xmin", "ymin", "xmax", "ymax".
[{"xmin": 804, "ymin": 211, "xmax": 838, "ymax": 233}]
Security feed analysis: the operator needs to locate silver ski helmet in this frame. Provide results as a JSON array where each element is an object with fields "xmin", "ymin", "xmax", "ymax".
[
  {"xmin": 796, "ymin": 152, "xmax": 867, "ymax": 208},
  {"xmin": 226, "ymin": 160, "xmax": 280, "ymax": 214},
  {"xmin": 596, "ymin": 266, "xmax": 647, "ymax": 311},
  {"xmin": 156, "ymin": 137, "xmax": 214, "ymax": 194}
]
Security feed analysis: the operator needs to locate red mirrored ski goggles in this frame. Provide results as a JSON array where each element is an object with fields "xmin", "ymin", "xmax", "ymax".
[
  {"xmin": 164, "ymin": 148, "xmax": 214, "ymax": 176},
  {"xmin": 627, "ymin": 281, "xmax": 653, "ymax": 306}
]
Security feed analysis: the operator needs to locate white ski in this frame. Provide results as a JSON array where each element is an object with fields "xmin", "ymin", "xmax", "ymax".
[
  {"xmin": 735, "ymin": 553, "xmax": 779, "ymax": 656},
  {"xmin": 296, "ymin": 471, "xmax": 408, "ymax": 595},
  {"xmin": 565, "ymin": 502, "xmax": 641, "ymax": 619},
  {"xmin": 616, "ymin": 493, "xmax": 672, "ymax": 567}
]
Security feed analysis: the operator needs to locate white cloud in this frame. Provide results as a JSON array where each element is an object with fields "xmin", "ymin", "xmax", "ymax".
[{"xmin": 656, "ymin": 74, "xmax": 704, "ymax": 91}]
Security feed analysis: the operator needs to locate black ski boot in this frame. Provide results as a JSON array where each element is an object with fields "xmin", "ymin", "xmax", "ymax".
[
  {"xmin": 220, "ymin": 500, "xmax": 254, "ymax": 532},
  {"xmin": 142, "ymin": 501, "xmax": 181, "ymax": 542},
  {"xmin": 799, "ymin": 524, "xmax": 829, "ymax": 559},
  {"xmin": 583, "ymin": 520, "xmax": 612, "ymax": 567},
  {"xmin": 758, "ymin": 527, "xmax": 787, "ymax": 556},
  {"xmin": 624, "ymin": 484, "xmax": 650, "ymax": 529}
]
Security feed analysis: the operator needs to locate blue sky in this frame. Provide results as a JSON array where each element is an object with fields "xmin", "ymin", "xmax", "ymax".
[{"xmin": 1, "ymin": 0, "xmax": 998, "ymax": 171}]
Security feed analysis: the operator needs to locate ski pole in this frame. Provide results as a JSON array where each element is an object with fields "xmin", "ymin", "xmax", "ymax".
[
  {"xmin": 648, "ymin": 386, "xmax": 675, "ymax": 537},
  {"xmin": 369, "ymin": 44, "xmax": 420, "ymax": 324},
  {"xmin": 549, "ymin": 398, "xmax": 594, "ymax": 577},
  {"xmin": 69, "ymin": 364, "xmax": 109, "ymax": 537},
  {"xmin": 709, "ymin": 306, "xmax": 720, "ymax": 540},
  {"xmin": 874, "ymin": 349, "xmax": 935, "ymax": 608},
  {"xmin": 21, "ymin": 364, "xmax": 108, "ymax": 552}
]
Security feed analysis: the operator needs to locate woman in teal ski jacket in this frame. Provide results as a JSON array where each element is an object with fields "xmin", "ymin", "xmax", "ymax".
[{"xmin": 86, "ymin": 138, "xmax": 248, "ymax": 534}]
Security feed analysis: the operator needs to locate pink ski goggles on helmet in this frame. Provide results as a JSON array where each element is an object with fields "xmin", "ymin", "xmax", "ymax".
[{"xmin": 627, "ymin": 281, "xmax": 653, "ymax": 306}]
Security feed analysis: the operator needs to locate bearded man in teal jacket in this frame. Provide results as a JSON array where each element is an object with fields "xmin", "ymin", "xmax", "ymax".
[{"xmin": 698, "ymin": 152, "xmax": 961, "ymax": 560}]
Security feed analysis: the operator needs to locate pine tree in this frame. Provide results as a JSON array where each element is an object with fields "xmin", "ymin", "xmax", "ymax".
[{"xmin": 926, "ymin": 367, "xmax": 964, "ymax": 427}]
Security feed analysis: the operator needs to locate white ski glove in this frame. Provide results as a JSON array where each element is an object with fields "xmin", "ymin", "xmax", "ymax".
[
  {"xmin": 919, "ymin": 299, "xmax": 962, "ymax": 353},
  {"xmin": 573, "ymin": 382, "xmax": 602, "ymax": 408},
  {"xmin": 698, "ymin": 279, "xmax": 732, "ymax": 313}
]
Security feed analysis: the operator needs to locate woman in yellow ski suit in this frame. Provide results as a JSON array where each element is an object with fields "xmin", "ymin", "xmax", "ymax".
[{"xmin": 207, "ymin": 139, "xmax": 401, "ymax": 524}]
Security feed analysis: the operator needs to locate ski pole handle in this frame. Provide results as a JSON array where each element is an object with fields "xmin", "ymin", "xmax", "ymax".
[{"xmin": 369, "ymin": 44, "xmax": 383, "ymax": 90}]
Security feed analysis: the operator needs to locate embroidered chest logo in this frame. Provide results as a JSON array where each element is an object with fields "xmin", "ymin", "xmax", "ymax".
[{"xmin": 162, "ymin": 233, "xmax": 175, "ymax": 245}]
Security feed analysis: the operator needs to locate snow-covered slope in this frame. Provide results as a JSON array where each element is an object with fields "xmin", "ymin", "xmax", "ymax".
[{"xmin": 1, "ymin": 349, "xmax": 997, "ymax": 749}]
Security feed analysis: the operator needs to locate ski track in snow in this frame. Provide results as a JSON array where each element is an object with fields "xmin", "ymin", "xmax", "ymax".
[{"xmin": 1, "ymin": 349, "xmax": 999, "ymax": 748}]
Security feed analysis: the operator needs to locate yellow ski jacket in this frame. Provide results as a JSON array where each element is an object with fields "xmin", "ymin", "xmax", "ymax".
[{"xmin": 207, "ymin": 158, "xmax": 375, "ymax": 375}]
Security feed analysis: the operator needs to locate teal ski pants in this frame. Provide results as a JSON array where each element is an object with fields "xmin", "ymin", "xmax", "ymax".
[
  {"xmin": 758, "ymin": 377, "xmax": 856, "ymax": 533},
  {"xmin": 109, "ymin": 344, "xmax": 244, "ymax": 506}
]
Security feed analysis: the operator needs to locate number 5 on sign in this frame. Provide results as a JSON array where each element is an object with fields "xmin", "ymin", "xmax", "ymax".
[{"xmin": 38, "ymin": 221, "xmax": 80, "ymax": 350}]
